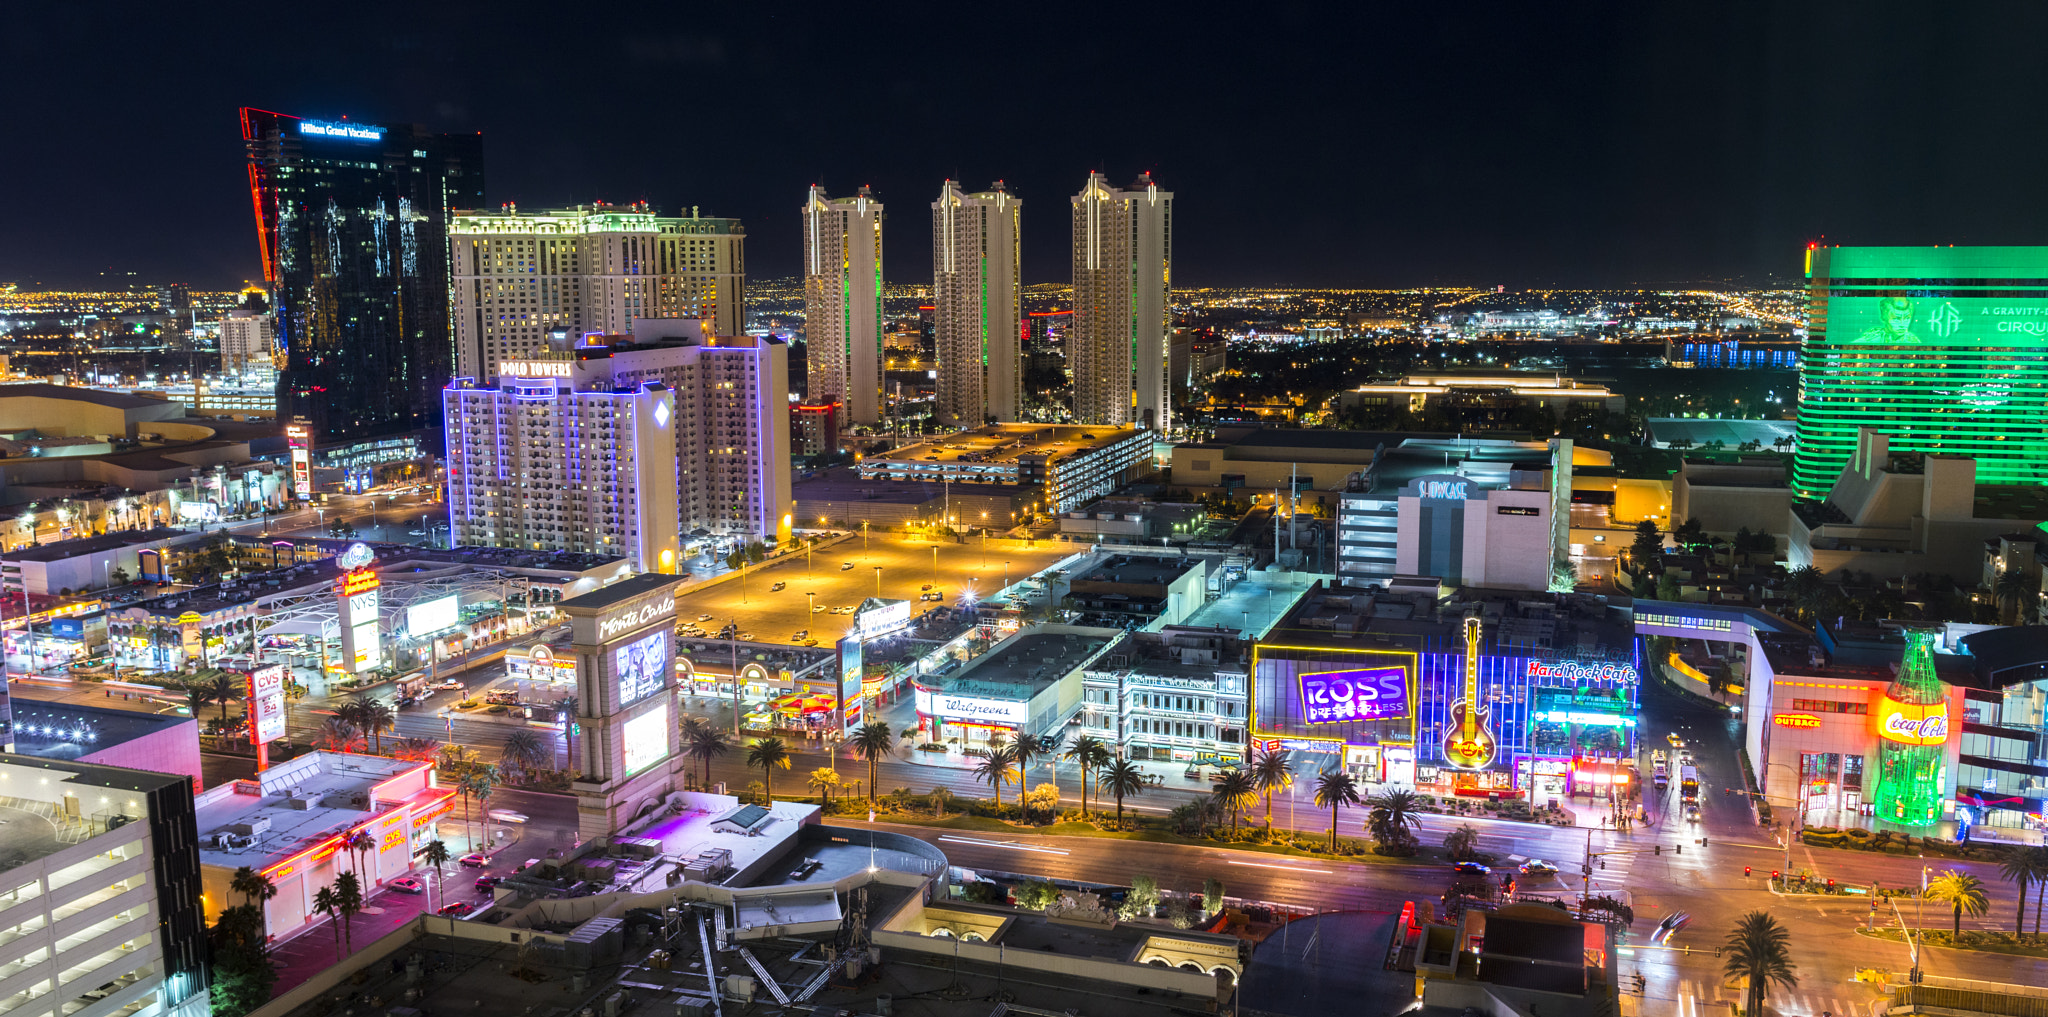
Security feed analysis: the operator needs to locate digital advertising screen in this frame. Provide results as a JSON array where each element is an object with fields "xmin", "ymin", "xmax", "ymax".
[
  {"xmin": 248, "ymin": 665, "xmax": 287, "ymax": 744},
  {"xmin": 839, "ymin": 636, "xmax": 864, "ymax": 733},
  {"xmin": 406, "ymin": 595, "xmax": 460, "ymax": 636},
  {"xmin": 614, "ymin": 630, "xmax": 669, "ymax": 707},
  {"xmin": 1252, "ymin": 648, "xmax": 1415, "ymax": 744},
  {"xmin": 623, "ymin": 702, "xmax": 670, "ymax": 776}
]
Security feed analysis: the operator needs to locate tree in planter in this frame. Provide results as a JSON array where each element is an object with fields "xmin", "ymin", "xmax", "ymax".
[
  {"xmin": 1161, "ymin": 894, "xmax": 1195, "ymax": 929},
  {"xmin": 746, "ymin": 736, "xmax": 792, "ymax": 800},
  {"xmin": 929, "ymin": 786, "xmax": 953, "ymax": 818},
  {"xmin": 500, "ymin": 729, "xmax": 549, "ymax": 782},
  {"xmin": 1311, "ymin": 769, "xmax": 1361, "ymax": 852},
  {"xmin": 1203, "ymin": 878, "xmax": 1225, "ymax": 917},
  {"xmin": 1099, "ymin": 758, "xmax": 1148, "ymax": 827},
  {"xmin": 1014, "ymin": 880, "xmax": 1060, "ymax": 911},
  {"xmin": 849, "ymin": 722, "xmax": 894, "ymax": 802},
  {"xmin": 1442, "ymin": 823, "xmax": 1481, "ymax": 862},
  {"xmin": 1121, "ymin": 875, "xmax": 1161, "ymax": 919},
  {"xmin": 807, "ymin": 767, "xmax": 841, "ymax": 807}
]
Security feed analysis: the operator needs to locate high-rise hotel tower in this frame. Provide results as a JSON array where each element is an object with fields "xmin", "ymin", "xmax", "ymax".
[
  {"xmin": 802, "ymin": 186, "xmax": 883, "ymax": 425},
  {"xmin": 932, "ymin": 180, "xmax": 1022, "ymax": 426},
  {"xmin": 1793, "ymin": 246, "xmax": 2048, "ymax": 498},
  {"xmin": 448, "ymin": 203, "xmax": 745, "ymax": 383},
  {"xmin": 240, "ymin": 108, "xmax": 483, "ymax": 440},
  {"xmin": 1070, "ymin": 171, "xmax": 1173, "ymax": 430}
]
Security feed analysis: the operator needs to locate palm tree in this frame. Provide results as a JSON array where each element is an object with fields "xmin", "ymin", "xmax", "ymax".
[
  {"xmin": 344, "ymin": 829, "xmax": 376, "ymax": 882},
  {"xmin": 312, "ymin": 885, "xmax": 343, "ymax": 962},
  {"xmin": 332, "ymin": 871, "xmax": 364, "ymax": 954},
  {"xmin": 1062, "ymin": 735, "xmax": 1111, "ymax": 815},
  {"xmin": 390, "ymin": 736, "xmax": 442, "ymax": 762},
  {"xmin": 423, "ymin": 839, "xmax": 451, "ymax": 912},
  {"xmin": 456, "ymin": 765, "xmax": 498, "ymax": 853},
  {"xmin": 929, "ymin": 786, "xmax": 953, "ymax": 819},
  {"xmin": 1248, "ymin": 746, "xmax": 1295, "ymax": 831},
  {"xmin": 1783, "ymin": 565, "xmax": 1829, "ymax": 622},
  {"xmin": 807, "ymin": 767, "xmax": 841, "ymax": 807},
  {"xmin": 1926, "ymin": 868, "xmax": 1991, "ymax": 937},
  {"xmin": 1442, "ymin": 824, "xmax": 1480, "ymax": 862},
  {"xmin": 1008, "ymin": 735, "xmax": 1042, "ymax": 793},
  {"xmin": 1999, "ymin": 846, "xmax": 2048, "ymax": 936},
  {"xmin": 558, "ymin": 694, "xmax": 581, "ymax": 773},
  {"xmin": 1311, "ymin": 769, "xmax": 1362, "ymax": 852},
  {"xmin": 973, "ymin": 743, "xmax": 1022, "ymax": 809},
  {"xmin": 316, "ymin": 716, "xmax": 365, "ymax": 753},
  {"xmin": 1364, "ymin": 789, "xmax": 1425, "ymax": 855},
  {"xmin": 1995, "ymin": 570, "xmax": 2039, "ymax": 626},
  {"xmin": 500, "ymin": 729, "xmax": 549, "ymax": 781},
  {"xmin": 230, "ymin": 865, "xmax": 276, "ymax": 911},
  {"xmin": 201, "ymin": 669, "xmax": 243, "ymax": 726},
  {"xmin": 1210, "ymin": 769, "xmax": 1257, "ymax": 832},
  {"xmin": 178, "ymin": 678, "xmax": 210, "ymax": 719},
  {"xmin": 1723, "ymin": 910, "xmax": 1798, "ymax": 1017},
  {"xmin": 353, "ymin": 697, "xmax": 396, "ymax": 753},
  {"xmin": 1099, "ymin": 759, "xmax": 1148, "ymax": 827},
  {"xmin": 747, "ymin": 736, "xmax": 792, "ymax": 800},
  {"xmin": 849, "ymin": 722, "xmax": 895, "ymax": 802},
  {"xmin": 683, "ymin": 719, "xmax": 734, "ymax": 790}
]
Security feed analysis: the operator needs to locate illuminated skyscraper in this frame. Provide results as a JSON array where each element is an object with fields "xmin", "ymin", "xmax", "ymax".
[
  {"xmin": 239, "ymin": 108, "xmax": 484, "ymax": 440},
  {"xmin": 802, "ymin": 185, "xmax": 883, "ymax": 425},
  {"xmin": 448, "ymin": 203, "xmax": 746, "ymax": 383},
  {"xmin": 1793, "ymin": 246, "xmax": 2048, "ymax": 498},
  {"xmin": 932, "ymin": 179, "xmax": 1022, "ymax": 426},
  {"xmin": 1070, "ymin": 171, "xmax": 1172, "ymax": 430}
]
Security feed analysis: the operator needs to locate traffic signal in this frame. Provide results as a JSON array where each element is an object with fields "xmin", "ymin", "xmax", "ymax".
[
  {"xmin": 1771, "ymin": 870, "xmax": 1781, "ymax": 881},
  {"xmin": 1744, "ymin": 866, "xmax": 1751, "ymax": 877},
  {"xmin": 1827, "ymin": 878, "xmax": 1835, "ymax": 890},
  {"xmin": 1654, "ymin": 845, "xmax": 1661, "ymax": 855},
  {"xmin": 1723, "ymin": 787, "xmax": 1731, "ymax": 796}
]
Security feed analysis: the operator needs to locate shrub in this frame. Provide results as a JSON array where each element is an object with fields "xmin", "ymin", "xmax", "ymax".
[
  {"xmin": 1015, "ymin": 880, "xmax": 1060, "ymax": 911},
  {"xmin": 487, "ymin": 705, "xmax": 508, "ymax": 714}
]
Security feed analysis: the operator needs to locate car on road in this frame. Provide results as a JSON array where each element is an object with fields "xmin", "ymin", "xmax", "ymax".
[
  {"xmin": 699, "ymin": 613, "xmax": 715, "ymax": 622},
  {"xmin": 437, "ymin": 902, "xmax": 474, "ymax": 918},
  {"xmin": 737, "ymin": 632, "xmax": 754, "ymax": 641},
  {"xmin": 388, "ymin": 876, "xmax": 425, "ymax": 894},
  {"xmin": 802, "ymin": 639, "xmax": 818, "ymax": 647},
  {"xmin": 841, "ymin": 562, "xmax": 856, "ymax": 571},
  {"xmin": 812, "ymin": 604, "xmax": 827, "ymax": 612},
  {"xmin": 1651, "ymin": 912, "xmax": 1693, "ymax": 944},
  {"xmin": 1452, "ymin": 862, "xmax": 1492, "ymax": 877},
  {"xmin": 1666, "ymin": 733, "xmax": 1685, "ymax": 748},
  {"xmin": 458, "ymin": 852, "xmax": 488, "ymax": 868},
  {"xmin": 474, "ymin": 875, "xmax": 503, "ymax": 891},
  {"xmin": 433, "ymin": 680, "xmax": 464, "ymax": 691},
  {"xmin": 921, "ymin": 584, "xmax": 934, "ymax": 591},
  {"xmin": 408, "ymin": 530, "xmax": 426, "ymax": 536},
  {"xmin": 793, "ymin": 630, "xmax": 808, "ymax": 640},
  {"xmin": 770, "ymin": 581, "xmax": 786, "ymax": 592},
  {"xmin": 1685, "ymin": 803, "xmax": 1702, "ymax": 823},
  {"xmin": 1518, "ymin": 859, "xmax": 1559, "ymax": 876}
]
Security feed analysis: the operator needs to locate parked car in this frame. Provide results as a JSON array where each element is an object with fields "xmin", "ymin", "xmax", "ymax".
[
  {"xmin": 699, "ymin": 613, "xmax": 715, "ymax": 622},
  {"xmin": 437, "ymin": 902, "xmax": 474, "ymax": 918},
  {"xmin": 433, "ymin": 680, "xmax": 464, "ymax": 691},
  {"xmin": 921, "ymin": 584, "xmax": 934, "ymax": 591},
  {"xmin": 770, "ymin": 582, "xmax": 786, "ymax": 592},
  {"xmin": 388, "ymin": 876, "xmax": 425, "ymax": 894},
  {"xmin": 840, "ymin": 562, "xmax": 856, "ymax": 571},
  {"xmin": 458, "ymin": 853, "xmax": 488, "ymax": 868}
]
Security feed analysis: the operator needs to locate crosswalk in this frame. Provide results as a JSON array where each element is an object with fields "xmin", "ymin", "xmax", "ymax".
[{"xmin": 1648, "ymin": 978, "xmax": 1869, "ymax": 1016}]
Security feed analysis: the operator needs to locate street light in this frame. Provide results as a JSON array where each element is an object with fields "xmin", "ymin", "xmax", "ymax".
[{"xmin": 874, "ymin": 566, "xmax": 882, "ymax": 598}]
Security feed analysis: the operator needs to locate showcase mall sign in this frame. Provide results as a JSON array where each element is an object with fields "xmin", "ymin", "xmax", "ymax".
[{"xmin": 1876, "ymin": 695, "xmax": 1949, "ymax": 745}]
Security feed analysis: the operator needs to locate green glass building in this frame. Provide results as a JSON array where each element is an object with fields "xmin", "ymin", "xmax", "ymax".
[{"xmin": 1793, "ymin": 246, "xmax": 2048, "ymax": 499}]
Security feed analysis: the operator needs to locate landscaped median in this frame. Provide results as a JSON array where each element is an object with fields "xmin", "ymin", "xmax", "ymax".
[
  {"xmin": 1855, "ymin": 926, "xmax": 2048, "ymax": 959},
  {"xmin": 1802, "ymin": 825, "xmax": 2008, "ymax": 863}
]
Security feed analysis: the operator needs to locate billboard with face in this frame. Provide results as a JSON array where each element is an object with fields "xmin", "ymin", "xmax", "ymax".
[{"xmin": 614, "ymin": 630, "xmax": 669, "ymax": 708}]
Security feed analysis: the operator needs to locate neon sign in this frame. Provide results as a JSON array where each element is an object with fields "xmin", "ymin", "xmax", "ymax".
[
  {"xmin": 1525, "ymin": 660, "xmax": 1640, "ymax": 684},
  {"xmin": 1773, "ymin": 713, "xmax": 1823, "ymax": 729},
  {"xmin": 299, "ymin": 120, "xmax": 384, "ymax": 141},
  {"xmin": 341, "ymin": 569, "xmax": 381, "ymax": 596},
  {"xmin": 1876, "ymin": 696, "xmax": 1949, "ymax": 745},
  {"xmin": 1299, "ymin": 666, "xmax": 1410, "ymax": 724},
  {"xmin": 1420, "ymin": 480, "xmax": 1468, "ymax": 500},
  {"xmin": 598, "ymin": 595, "xmax": 676, "ymax": 640}
]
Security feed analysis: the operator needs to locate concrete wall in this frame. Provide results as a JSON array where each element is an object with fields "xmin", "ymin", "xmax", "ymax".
[{"xmin": 873, "ymin": 927, "xmax": 1221, "ymax": 997}]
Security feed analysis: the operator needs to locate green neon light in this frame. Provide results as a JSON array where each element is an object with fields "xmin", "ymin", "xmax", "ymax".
[
  {"xmin": 1792, "ymin": 247, "xmax": 2048, "ymax": 498},
  {"xmin": 1869, "ymin": 630, "xmax": 1948, "ymax": 828}
]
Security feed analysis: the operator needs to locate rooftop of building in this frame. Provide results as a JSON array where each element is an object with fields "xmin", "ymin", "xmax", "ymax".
[
  {"xmin": 1344, "ymin": 372, "xmax": 1622, "ymax": 396},
  {"xmin": 192, "ymin": 751, "xmax": 428, "ymax": 871},
  {"xmin": 1262, "ymin": 580, "xmax": 1639, "ymax": 658},
  {"xmin": 557, "ymin": 572, "xmax": 683, "ymax": 613},
  {"xmin": 1068, "ymin": 552, "xmax": 1207, "ymax": 589},
  {"xmin": 1348, "ymin": 438, "xmax": 1559, "ymax": 496},
  {"xmin": 0, "ymin": 754, "xmax": 187, "ymax": 875},
  {"xmin": 792, "ymin": 466, "xmax": 1031, "ymax": 505},
  {"xmin": 1678, "ymin": 455, "xmax": 1790, "ymax": 488},
  {"xmin": 1179, "ymin": 425, "xmax": 1443, "ymax": 455},
  {"xmin": 934, "ymin": 625, "xmax": 1121, "ymax": 699},
  {"xmin": 5, "ymin": 526, "xmax": 194, "ymax": 562},
  {"xmin": 0, "ymin": 383, "xmax": 177, "ymax": 411},
  {"xmin": 1645, "ymin": 417, "xmax": 1798, "ymax": 449},
  {"xmin": 869, "ymin": 423, "xmax": 1144, "ymax": 466},
  {"xmin": 7, "ymin": 702, "xmax": 192, "ymax": 761}
]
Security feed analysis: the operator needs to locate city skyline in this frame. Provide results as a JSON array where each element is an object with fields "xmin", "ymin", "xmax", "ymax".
[{"xmin": 9, "ymin": 5, "xmax": 2048, "ymax": 290}]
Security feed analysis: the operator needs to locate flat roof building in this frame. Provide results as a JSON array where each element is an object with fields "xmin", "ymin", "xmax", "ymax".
[
  {"xmin": 913, "ymin": 623, "xmax": 1120, "ymax": 748},
  {"xmin": 859, "ymin": 423, "xmax": 1149, "ymax": 514}
]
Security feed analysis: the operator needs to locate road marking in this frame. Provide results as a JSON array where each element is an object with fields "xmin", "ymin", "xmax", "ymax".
[
  {"xmin": 935, "ymin": 835, "xmax": 1070, "ymax": 855},
  {"xmin": 1225, "ymin": 859, "xmax": 1334, "ymax": 874}
]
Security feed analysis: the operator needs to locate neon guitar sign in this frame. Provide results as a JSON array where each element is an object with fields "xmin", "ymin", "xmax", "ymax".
[{"xmin": 1441, "ymin": 615, "xmax": 1499, "ymax": 769}]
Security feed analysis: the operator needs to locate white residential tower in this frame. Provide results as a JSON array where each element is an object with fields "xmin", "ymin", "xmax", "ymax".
[
  {"xmin": 932, "ymin": 179, "xmax": 1022, "ymax": 426},
  {"xmin": 1070, "ymin": 171, "xmax": 1173, "ymax": 430}
]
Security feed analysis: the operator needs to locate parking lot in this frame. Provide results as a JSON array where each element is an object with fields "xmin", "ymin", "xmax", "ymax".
[{"xmin": 670, "ymin": 534, "xmax": 1078, "ymax": 645}]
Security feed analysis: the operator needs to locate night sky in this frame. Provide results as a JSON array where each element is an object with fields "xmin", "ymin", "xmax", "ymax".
[{"xmin": 8, "ymin": 2, "xmax": 2048, "ymax": 290}]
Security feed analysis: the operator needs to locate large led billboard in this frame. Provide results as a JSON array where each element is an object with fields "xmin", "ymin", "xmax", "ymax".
[
  {"xmin": 623, "ymin": 702, "xmax": 669, "ymax": 775},
  {"xmin": 1299, "ymin": 666, "xmax": 1409, "ymax": 724},
  {"xmin": 406, "ymin": 595, "xmax": 460, "ymax": 636},
  {"xmin": 1252, "ymin": 647, "xmax": 1416, "ymax": 746},
  {"xmin": 839, "ymin": 636, "xmax": 864, "ymax": 734},
  {"xmin": 614, "ymin": 630, "xmax": 668, "ymax": 707},
  {"xmin": 1794, "ymin": 246, "xmax": 2048, "ymax": 497}
]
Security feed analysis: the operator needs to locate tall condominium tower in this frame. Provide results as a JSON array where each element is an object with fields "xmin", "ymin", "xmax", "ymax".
[
  {"xmin": 448, "ymin": 203, "xmax": 746, "ymax": 383},
  {"xmin": 801, "ymin": 185, "xmax": 883, "ymax": 425},
  {"xmin": 1070, "ymin": 171, "xmax": 1173, "ymax": 430},
  {"xmin": 219, "ymin": 310, "xmax": 276, "ymax": 374},
  {"xmin": 240, "ymin": 108, "xmax": 484, "ymax": 441},
  {"xmin": 932, "ymin": 180, "xmax": 1022, "ymax": 426},
  {"xmin": 1793, "ymin": 245, "xmax": 2048, "ymax": 498}
]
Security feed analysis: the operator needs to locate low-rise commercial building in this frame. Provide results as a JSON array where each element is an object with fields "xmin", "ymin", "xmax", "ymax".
[
  {"xmin": 4, "ymin": 702, "xmax": 201, "ymax": 791},
  {"xmin": 859, "ymin": 423, "xmax": 1149, "ymax": 513},
  {"xmin": 1335, "ymin": 438, "xmax": 1570, "ymax": 592},
  {"xmin": 0, "ymin": 754, "xmax": 210, "ymax": 1017},
  {"xmin": 1065, "ymin": 553, "xmax": 1210, "ymax": 628},
  {"xmin": 1672, "ymin": 455, "xmax": 1791, "ymax": 549},
  {"xmin": 911, "ymin": 624, "xmax": 1119, "ymax": 749},
  {"xmin": 1331, "ymin": 373, "xmax": 1625, "ymax": 428},
  {"xmin": 192, "ymin": 751, "xmax": 453, "ymax": 941},
  {"xmin": 1791, "ymin": 429, "xmax": 2045, "ymax": 580},
  {"xmin": 1080, "ymin": 626, "xmax": 1250, "ymax": 766},
  {"xmin": 1058, "ymin": 498, "xmax": 1206, "ymax": 542}
]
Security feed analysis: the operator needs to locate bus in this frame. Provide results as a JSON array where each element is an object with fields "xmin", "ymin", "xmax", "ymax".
[{"xmin": 1679, "ymin": 765, "xmax": 1700, "ymax": 800}]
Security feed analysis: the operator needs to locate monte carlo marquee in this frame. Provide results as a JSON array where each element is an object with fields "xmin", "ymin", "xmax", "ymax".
[{"xmin": 560, "ymin": 574, "xmax": 685, "ymax": 840}]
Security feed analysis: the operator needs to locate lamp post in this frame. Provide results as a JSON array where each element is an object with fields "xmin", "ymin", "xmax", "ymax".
[{"xmin": 874, "ymin": 566, "xmax": 883, "ymax": 598}]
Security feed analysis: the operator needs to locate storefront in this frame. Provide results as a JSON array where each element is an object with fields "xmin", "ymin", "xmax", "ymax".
[{"xmin": 914, "ymin": 685, "xmax": 1033, "ymax": 746}]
